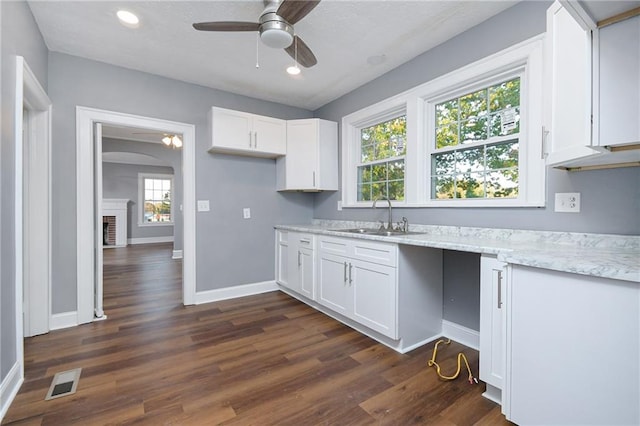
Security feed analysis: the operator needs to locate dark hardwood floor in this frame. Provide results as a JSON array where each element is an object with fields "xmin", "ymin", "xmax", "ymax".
[{"xmin": 4, "ymin": 243, "xmax": 511, "ymax": 425}]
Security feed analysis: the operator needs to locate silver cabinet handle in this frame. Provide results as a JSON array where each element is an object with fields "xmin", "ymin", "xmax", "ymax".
[
  {"xmin": 497, "ymin": 270, "xmax": 503, "ymax": 309},
  {"xmin": 254, "ymin": 131, "xmax": 258, "ymax": 148},
  {"xmin": 343, "ymin": 262, "xmax": 348, "ymax": 283},
  {"xmin": 298, "ymin": 250, "xmax": 301, "ymax": 267},
  {"xmin": 248, "ymin": 131, "xmax": 252, "ymax": 148},
  {"xmin": 348, "ymin": 263, "xmax": 353, "ymax": 285},
  {"xmin": 541, "ymin": 125, "xmax": 549, "ymax": 160},
  {"xmin": 313, "ymin": 171, "xmax": 316, "ymax": 187},
  {"xmin": 299, "ymin": 238, "xmax": 311, "ymax": 245}
]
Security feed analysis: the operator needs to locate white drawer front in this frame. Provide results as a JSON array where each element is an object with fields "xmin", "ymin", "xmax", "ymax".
[
  {"xmin": 351, "ymin": 240, "xmax": 397, "ymax": 267},
  {"xmin": 318, "ymin": 236, "xmax": 349, "ymax": 255}
]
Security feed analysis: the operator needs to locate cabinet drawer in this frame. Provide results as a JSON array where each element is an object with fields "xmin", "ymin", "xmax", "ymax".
[
  {"xmin": 351, "ymin": 240, "xmax": 397, "ymax": 267},
  {"xmin": 294, "ymin": 233, "xmax": 314, "ymax": 250},
  {"xmin": 319, "ymin": 236, "xmax": 349, "ymax": 256}
]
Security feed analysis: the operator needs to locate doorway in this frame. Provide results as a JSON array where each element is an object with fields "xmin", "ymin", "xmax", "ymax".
[{"xmin": 76, "ymin": 107, "xmax": 196, "ymax": 324}]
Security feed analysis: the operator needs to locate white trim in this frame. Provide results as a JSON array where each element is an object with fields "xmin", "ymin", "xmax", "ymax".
[
  {"xmin": 0, "ymin": 362, "xmax": 23, "ymax": 422},
  {"xmin": 442, "ymin": 319, "xmax": 480, "ymax": 350},
  {"xmin": 341, "ymin": 35, "xmax": 545, "ymax": 208},
  {"xmin": 76, "ymin": 106, "xmax": 197, "ymax": 325},
  {"xmin": 49, "ymin": 311, "xmax": 79, "ymax": 330},
  {"xmin": 172, "ymin": 250, "xmax": 183, "ymax": 259},
  {"xmin": 137, "ymin": 172, "xmax": 174, "ymax": 226},
  {"xmin": 127, "ymin": 236, "xmax": 174, "ymax": 245},
  {"xmin": 194, "ymin": 281, "xmax": 279, "ymax": 305}
]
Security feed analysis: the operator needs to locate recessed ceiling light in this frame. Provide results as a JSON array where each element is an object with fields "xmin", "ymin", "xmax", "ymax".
[{"xmin": 117, "ymin": 10, "xmax": 139, "ymax": 28}]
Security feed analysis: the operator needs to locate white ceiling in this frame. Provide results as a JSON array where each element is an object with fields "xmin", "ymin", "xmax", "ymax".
[{"xmin": 27, "ymin": 0, "xmax": 521, "ymax": 110}]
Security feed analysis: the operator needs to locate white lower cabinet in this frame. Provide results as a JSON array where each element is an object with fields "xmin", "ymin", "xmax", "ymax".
[
  {"xmin": 317, "ymin": 236, "xmax": 398, "ymax": 339},
  {"xmin": 276, "ymin": 230, "xmax": 315, "ymax": 299},
  {"xmin": 479, "ymin": 255, "xmax": 506, "ymax": 405},
  {"xmin": 503, "ymin": 265, "xmax": 639, "ymax": 425}
]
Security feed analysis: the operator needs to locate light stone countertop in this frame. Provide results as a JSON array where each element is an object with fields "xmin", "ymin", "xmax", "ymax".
[{"xmin": 275, "ymin": 220, "xmax": 640, "ymax": 283}]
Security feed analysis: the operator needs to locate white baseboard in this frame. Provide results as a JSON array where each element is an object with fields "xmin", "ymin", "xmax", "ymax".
[
  {"xmin": 50, "ymin": 311, "xmax": 78, "ymax": 330},
  {"xmin": 442, "ymin": 320, "xmax": 479, "ymax": 350},
  {"xmin": 1, "ymin": 362, "xmax": 23, "ymax": 422},
  {"xmin": 127, "ymin": 236, "xmax": 174, "ymax": 245},
  {"xmin": 172, "ymin": 250, "xmax": 183, "ymax": 259},
  {"xmin": 194, "ymin": 280, "xmax": 278, "ymax": 305}
]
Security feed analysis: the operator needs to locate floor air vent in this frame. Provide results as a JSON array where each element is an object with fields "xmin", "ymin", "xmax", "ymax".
[{"xmin": 45, "ymin": 368, "xmax": 82, "ymax": 400}]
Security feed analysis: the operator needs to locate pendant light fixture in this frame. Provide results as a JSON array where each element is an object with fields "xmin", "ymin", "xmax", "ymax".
[{"xmin": 162, "ymin": 135, "xmax": 183, "ymax": 149}]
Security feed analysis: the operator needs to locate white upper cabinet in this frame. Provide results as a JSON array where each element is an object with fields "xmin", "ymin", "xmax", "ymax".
[
  {"xmin": 544, "ymin": 1, "xmax": 600, "ymax": 166},
  {"xmin": 597, "ymin": 15, "xmax": 640, "ymax": 147},
  {"xmin": 544, "ymin": 2, "xmax": 640, "ymax": 169},
  {"xmin": 276, "ymin": 118, "xmax": 338, "ymax": 192},
  {"xmin": 209, "ymin": 107, "xmax": 286, "ymax": 158}
]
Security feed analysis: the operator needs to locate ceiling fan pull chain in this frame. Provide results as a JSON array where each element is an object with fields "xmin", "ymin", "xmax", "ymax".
[{"xmin": 256, "ymin": 32, "xmax": 260, "ymax": 69}]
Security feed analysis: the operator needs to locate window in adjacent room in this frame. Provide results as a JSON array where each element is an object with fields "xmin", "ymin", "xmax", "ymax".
[{"xmin": 138, "ymin": 173, "xmax": 173, "ymax": 225}]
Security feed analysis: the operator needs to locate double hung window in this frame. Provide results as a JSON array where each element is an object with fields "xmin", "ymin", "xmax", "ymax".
[{"xmin": 139, "ymin": 173, "xmax": 173, "ymax": 225}]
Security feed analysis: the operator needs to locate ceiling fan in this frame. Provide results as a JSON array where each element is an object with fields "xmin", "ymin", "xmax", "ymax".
[
  {"xmin": 133, "ymin": 132, "xmax": 183, "ymax": 148},
  {"xmin": 192, "ymin": 0, "xmax": 320, "ymax": 68}
]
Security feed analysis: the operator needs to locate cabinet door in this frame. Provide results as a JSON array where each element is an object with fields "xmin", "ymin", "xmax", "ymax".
[
  {"xmin": 212, "ymin": 108, "xmax": 253, "ymax": 151},
  {"xmin": 504, "ymin": 266, "xmax": 639, "ymax": 425},
  {"xmin": 299, "ymin": 246, "xmax": 314, "ymax": 300},
  {"xmin": 276, "ymin": 231, "xmax": 289, "ymax": 287},
  {"xmin": 545, "ymin": 2, "xmax": 598, "ymax": 165},
  {"xmin": 479, "ymin": 255, "xmax": 505, "ymax": 401},
  {"xmin": 253, "ymin": 115, "xmax": 286, "ymax": 156},
  {"xmin": 286, "ymin": 120, "xmax": 317, "ymax": 190},
  {"xmin": 598, "ymin": 15, "xmax": 640, "ymax": 146},
  {"xmin": 317, "ymin": 252, "xmax": 351, "ymax": 317},
  {"xmin": 351, "ymin": 260, "xmax": 398, "ymax": 339}
]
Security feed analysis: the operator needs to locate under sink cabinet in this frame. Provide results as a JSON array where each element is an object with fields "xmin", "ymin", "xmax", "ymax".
[{"xmin": 209, "ymin": 107, "xmax": 286, "ymax": 158}]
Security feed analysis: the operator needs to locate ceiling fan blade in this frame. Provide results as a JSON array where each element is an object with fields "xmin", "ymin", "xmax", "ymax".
[
  {"xmin": 285, "ymin": 35, "xmax": 317, "ymax": 68},
  {"xmin": 192, "ymin": 21, "xmax": 260, "ymax": 32},
  {"xmin": 277, "ymin": 0, "xmax": 320, "ymax": 25}
]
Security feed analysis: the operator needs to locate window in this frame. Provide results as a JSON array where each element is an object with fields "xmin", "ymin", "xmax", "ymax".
[
  {"xmin": 357, "ymin": 115, "xmax": 407, "ymax": 201},
  {"xmin": 431, "ymin": 77, "xmax": 520, "ymax": 199},
  {"xmin": 341, "ymin": 36, "xmax": 544, "ymax": 208},
  {"xmin": 138, "ymin": 173, "xmax": 173, "ymax": 225}
]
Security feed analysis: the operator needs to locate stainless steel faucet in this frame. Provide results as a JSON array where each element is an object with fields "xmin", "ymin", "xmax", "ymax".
[{"xmin": 372, "ymin": 196, "xmax": 393, "ymax": 230}]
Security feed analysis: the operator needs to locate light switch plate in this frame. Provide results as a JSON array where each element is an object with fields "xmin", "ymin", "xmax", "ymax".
[
  {"xmin": 243, "ymin": 207, "xmax": 251, "ymax": 219},
  {"xmin": 197, "ymin": 200, "xmax": 210, "ymax": 212},
  {"xmin": 554, "ymin": 192, "xmax": 580, "ymax": 212}
]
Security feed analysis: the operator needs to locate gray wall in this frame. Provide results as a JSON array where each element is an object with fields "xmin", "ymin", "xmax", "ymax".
[
  {"xmin": 48, "ymin": 52, "xmax": 315, "ymax": 313},
  {"xmin": 102, "ymin": 162, "xmax": 175, "ymax": 241},
  {"xmin": 102, "ymin": 137, "xmax": 183, "ymax": 246},
  {"xmin": 313, "ymin": 0, "xmax": 640, "ymax": 236},
  {"xmin": 0, "ymin": 0, "xmax": 49, "ymax": 386},
  {"xmin": 311, "ymin": 0, "xmax": 639, "ymax": 330}
]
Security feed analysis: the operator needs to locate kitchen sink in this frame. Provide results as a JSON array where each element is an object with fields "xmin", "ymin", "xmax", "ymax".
[{"xmin": 330, "ymin": 228, "xmax": 424, "ymax": 237}]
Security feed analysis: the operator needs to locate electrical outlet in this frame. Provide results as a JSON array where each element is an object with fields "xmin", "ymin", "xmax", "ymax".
[
  {"xmin": 337, "ymin": 200, "xmax": 342, "ymax": 211},
  {"xmin": 197, "ymin": 200, "xmax": 210, "ymax": 212},
  {"xmin": 554, "ymin": 192, "xmax": 580, "ymax": 213},
  {"xmin": 243, "ymin": 208, "xmax": 251, "ymax": 219}
]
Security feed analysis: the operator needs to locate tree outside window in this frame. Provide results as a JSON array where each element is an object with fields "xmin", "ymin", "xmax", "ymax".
[
  {"xmin": 357, "ymin": 115, "xmax": 407, "ymax": 201},
  {"xmin": 431, "ymin": 77, "xmax": 520, "ymax": 199}
]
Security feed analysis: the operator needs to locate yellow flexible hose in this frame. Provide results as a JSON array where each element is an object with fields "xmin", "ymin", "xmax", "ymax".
[{"xmin": 427, "ymin": 339, "xmax": 478, "ymax": 385}]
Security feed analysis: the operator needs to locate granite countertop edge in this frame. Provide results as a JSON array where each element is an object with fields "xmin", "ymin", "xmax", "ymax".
[{"xmin": 275, "ymin": 223, "xmax": 640, "ymax": 283}]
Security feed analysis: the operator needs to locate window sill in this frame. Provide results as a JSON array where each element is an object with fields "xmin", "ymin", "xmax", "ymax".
[
  {"xmin": 341, "ymin": 199, "xmax": 544, "ymax": 208},
  {"xmin": 138, "ymin": 222, "xmax": 174, "ymax": 227}
]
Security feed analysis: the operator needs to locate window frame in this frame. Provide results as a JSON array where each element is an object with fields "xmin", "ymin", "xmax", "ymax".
[
  {"xmin": 341, "ymin": 35, "xmax": 545, "ymax": 208},
  {"xmin": 138, "ymin": 173, "xmax": 174, "ymax": 226}
]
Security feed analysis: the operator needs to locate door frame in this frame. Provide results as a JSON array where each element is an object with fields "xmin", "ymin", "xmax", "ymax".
[
  {"xmin": 15, "ymin": 56, "xmax": 52, "ymax": 345},
  {"xmin": 76, "ymin": 107, "xmax": 196, "ymax": 324}
]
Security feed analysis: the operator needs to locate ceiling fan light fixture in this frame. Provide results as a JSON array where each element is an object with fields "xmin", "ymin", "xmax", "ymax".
[
  {"xmin": 162, "ymin": 136, "xmax": 172, "ymax": 146},
  {"xmin": 286, "ymin": 65, "xmax": 301, "ymax": 75},
  {"xmin": 172, "ymin": 135, "xmax": 183, "ymax": 148},
  {"xmin": 116, "ymin": 10, "xmax": 139, "ymax": 28},
  {"xmin": 260, "ymin": 28, "xmax": 293, "ymax": 48}
]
